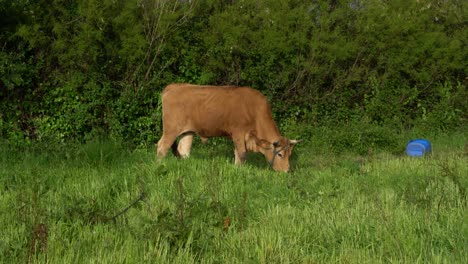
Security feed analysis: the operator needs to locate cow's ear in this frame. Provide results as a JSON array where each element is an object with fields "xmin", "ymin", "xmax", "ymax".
[
  {"xmin": 246, "ymin": 131, "xmax": 272, "ymax": 151},
  {"xmin": 246, "ymin": 131, "xmax": 263, "ymax": 151},
  {"xmin": 258, "ymin": 139, "xmax": 272, "ymax": 150}
]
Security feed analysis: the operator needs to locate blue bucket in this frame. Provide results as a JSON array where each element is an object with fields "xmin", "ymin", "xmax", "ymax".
[{"xmin": 406, "ymin": 139, "xmax": 432, "ymax": 157}]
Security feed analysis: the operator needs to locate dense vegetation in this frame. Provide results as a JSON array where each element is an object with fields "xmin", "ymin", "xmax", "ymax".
[
  {"xmin": 1, "ymin": 134, "xmax": 466, "ymax": 263},
  {"xmin": 1, "ymin": 0, "xmax": 466, "ymax": 146}
]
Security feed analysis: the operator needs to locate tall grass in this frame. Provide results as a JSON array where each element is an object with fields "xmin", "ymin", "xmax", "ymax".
[{"xmin": 0, "ymin": 130, "xmax": 466, "ymax": 263}]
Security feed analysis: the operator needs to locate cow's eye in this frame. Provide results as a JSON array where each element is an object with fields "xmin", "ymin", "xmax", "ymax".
[{"xmin": 277, "ymin": 152, "xmax": 283, "ymax": 158}]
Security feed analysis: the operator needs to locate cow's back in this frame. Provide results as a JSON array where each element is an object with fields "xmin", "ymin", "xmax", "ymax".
[{"xmin": 161, "ymin": 83, "xmax": 272, "ymax": 138}]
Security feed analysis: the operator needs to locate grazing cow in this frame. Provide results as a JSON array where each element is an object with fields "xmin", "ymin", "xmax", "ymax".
[{"xmin": 157, "ymin": 83, "xmax": 299, "ymax": 172}]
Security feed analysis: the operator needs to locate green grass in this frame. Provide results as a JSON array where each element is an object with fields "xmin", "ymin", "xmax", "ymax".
[{"xmin": 0, "ymin": 131, "xmax": 466, "ymax": 263}]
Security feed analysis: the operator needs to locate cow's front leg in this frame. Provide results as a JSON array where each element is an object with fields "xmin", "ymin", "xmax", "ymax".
[{"xmin": 233, "ymin": 138, "xmax": 247, "ymax": 165}]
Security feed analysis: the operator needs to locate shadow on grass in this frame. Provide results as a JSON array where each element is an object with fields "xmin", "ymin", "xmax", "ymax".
[
  {"xmin": 186, "ymin": 138, "xmax": 277, "ymax": 171},
  {"xmin": 167, "ymin": 136, "xmax": 305, "ymax": 172}
]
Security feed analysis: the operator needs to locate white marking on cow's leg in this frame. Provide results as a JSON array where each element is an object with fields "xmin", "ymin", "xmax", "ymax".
[
  {"xmin": 157, "ymin": 134, "xmax": 177, "ymax": 159},
  {"xmin": 177, "ymin": 133, "xmax": 194, "ymax": 159}
]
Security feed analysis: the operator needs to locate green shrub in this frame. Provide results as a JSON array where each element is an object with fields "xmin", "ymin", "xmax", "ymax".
[{"xmin": 0, "ymin": 0, "xmax": 466, "ymax": 144}]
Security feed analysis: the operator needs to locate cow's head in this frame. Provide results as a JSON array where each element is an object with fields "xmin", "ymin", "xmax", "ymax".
[{"xmin": 246, "ymin": 132, "xmax": 300, "ymax": 172}]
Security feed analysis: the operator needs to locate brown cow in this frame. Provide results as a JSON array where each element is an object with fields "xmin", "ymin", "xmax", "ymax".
[{"xmin": 156, "ymin": 83, "xmax": 299, "ymax": 172}]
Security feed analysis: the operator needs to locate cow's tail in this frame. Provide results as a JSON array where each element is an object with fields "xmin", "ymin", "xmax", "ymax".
[{"xmin": 171, "ymin": 141, "xmax": 180, "ymax": 158}]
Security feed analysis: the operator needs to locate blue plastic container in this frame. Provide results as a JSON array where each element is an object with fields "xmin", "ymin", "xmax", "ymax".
[{"xmin": 406, "ymin": 139, "xmax": 432, "ymax": 157}]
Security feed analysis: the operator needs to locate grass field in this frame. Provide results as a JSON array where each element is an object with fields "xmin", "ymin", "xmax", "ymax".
[{"xmin": 0, "ymin": 130, "xmax": 466, "ymax": 263}]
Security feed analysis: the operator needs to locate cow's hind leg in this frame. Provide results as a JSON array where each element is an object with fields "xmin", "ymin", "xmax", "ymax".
[
  {"xmin": 177, "ymin": 133, "xmax": 194, "ymax": 158},
  {"xmin": 157, "ymin": 133, "xmax": 178, "ymax": 159}
]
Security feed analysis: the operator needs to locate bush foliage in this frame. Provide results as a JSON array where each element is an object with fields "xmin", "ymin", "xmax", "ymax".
[{"xmin": 1, "ymin": 0, "xmax": 466, "ymax": 145}]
